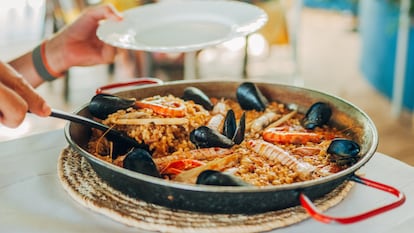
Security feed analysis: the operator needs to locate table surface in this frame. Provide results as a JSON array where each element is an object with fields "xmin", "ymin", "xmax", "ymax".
[{"xmin": 0, "ymin": 129, "xmax": 413, "ymax": 233}]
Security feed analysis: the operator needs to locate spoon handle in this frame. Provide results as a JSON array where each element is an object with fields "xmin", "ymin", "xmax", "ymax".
[
  {"xmin": 50, "ymin": 109, "xmax": 109, "ymax": 131},
  {"xmin": 50, "ymin": 109, "xmax": 141, "ymax": 148}
]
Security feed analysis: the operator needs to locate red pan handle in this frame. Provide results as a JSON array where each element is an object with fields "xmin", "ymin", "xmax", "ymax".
[
  {"xmin": 96, "ymin": 77, "xmax": 163, "ymax": 94},
  {"xmin": 300, "ymin": 175, "xmax": 406, "ymax": 224}
]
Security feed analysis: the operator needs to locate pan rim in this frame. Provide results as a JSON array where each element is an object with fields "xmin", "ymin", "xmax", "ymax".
[{"xmin": 65, "ymin": 79, "xmax": 378, "ymax": 193}]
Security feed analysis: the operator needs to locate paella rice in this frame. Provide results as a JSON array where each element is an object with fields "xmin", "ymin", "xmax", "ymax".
[{"xmin": 87, "ymin": 92, "xmax": 356, "ymax": 187}]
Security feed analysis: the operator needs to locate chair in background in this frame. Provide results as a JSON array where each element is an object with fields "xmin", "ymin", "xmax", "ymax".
[
  {"xmin": 139, "ymin": 0, "xmax": 304, "ymax": 82},
  {"xmin": 66, "ymin": 0, "xmax": 303, "ymax": 83},
  {"xmin": 243, "ymin": 0, "xmax": 303, "ymax": 85},
  {"xmin": 49, "ymin": 0, "xmax": 149, "ymax": 101},
  {"xmin": 51, "ymin": 0, "xmax": 85, "ymax": 29},
  {"xmin": 48, "ymin": 0, "xmax": 87, "ymax": 101}
]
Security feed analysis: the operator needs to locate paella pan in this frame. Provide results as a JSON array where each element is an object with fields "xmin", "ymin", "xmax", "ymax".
[{"xmin": 65, "ymin": 80, "xmax": 405, "ymax": 223}]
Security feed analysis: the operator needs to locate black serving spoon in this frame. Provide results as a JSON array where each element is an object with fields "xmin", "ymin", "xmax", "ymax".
[{"xmin": 49, "ymin": 108, "xmax": 142, "ymax": 148}]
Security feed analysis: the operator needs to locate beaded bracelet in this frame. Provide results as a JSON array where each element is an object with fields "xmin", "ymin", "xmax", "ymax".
[{"xmin": 32, "ymin": 41, "xmax": 63, "ymax": 81}]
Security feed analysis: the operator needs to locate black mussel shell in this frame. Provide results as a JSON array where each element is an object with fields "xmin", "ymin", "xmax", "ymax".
[
  {"xmin": 111, "ymin": 141, "xmax": 134, "ymax": 160},
  {"xmin": 109, "ymin": 139, "xmax": 149, "ymax": 160},
  {"xmin": 301, "ymin": 102, "xmax": 332, "ymax": 130},
  {"xmin": 190, "ymin": 126, "xmax": 234, "ymax": 148},
  {"xmin": 196, "ymin": 170, "xmax": 250, "ymax": 186},
  {"xmin": 123, "ymin": 148, "xmax": 161, "ymax": 178},
  {"xmin": 223, "ymin": 110, "xmax": 237, "ymax": 140},
  {"xmin": 330, "ymin": 155, "xmax": 359, "ymax": 166},
  {"xmin": 327, "ymin": 138, "xmax": 360, "ymax": 157},
  {"xmin": 182, "ymin": 87, "xmax": 214, "ymax": 110},
  {"xmin": 327, "ymin": 138, "xmax": 361, "ymax": 166},
  {"xmin": 89, "ymin": 93, "xmax": 136, "ymax": 119},
  {"xmin": 236, "ymin": 82, "xmax": 268, "ymax": 111},
  {"xmin": 232, "ymin": 111, "xmax": 246, "ymax": 145}
]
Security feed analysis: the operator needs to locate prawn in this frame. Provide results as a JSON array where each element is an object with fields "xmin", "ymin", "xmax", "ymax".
[
  {"xmin": 154, "ymin": 147, "xmax": 233, "ymax": 169},
  {"xmin": 207, "ymin": 100, "xmax": 228, "ymax": 130},
  {"xmin": 211, "ymin": 99, "xmax": 228, "ymax": 115},
  {"xmin": 207, "ymin": 114, "xmax": 225, "ymax": 131},
  {"xmin": 249, "ymin": 111, "xmax": 280, "ymax": 133},
  {"xmin": 136, "ymin": 95, "xmax": 186, "ymax": 117},
  {"xmin": 291, "ymin": 146, "xmax": 322, "ymax": 157},
  {"xmin": 247, "ymin": 140, "xmax": 316, "ymax": 180},
  {"xmin": 262, "ymin": 127, "xmax": 323, "ymax": 145}
]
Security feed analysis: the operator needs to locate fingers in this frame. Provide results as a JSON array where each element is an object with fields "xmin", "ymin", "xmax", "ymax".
[
  {"xmin": 85, "ymin": 3, "xmax": 123, "ymax": 22},
  {"xmin": 47, "ymin": 3, "xmax": 123, "ymax": 71},
  {"xmin": 0, "ymin": 62, "xmax": 51, "ymax": 127},
  {"xmin": 0, "ymin": 83, "xmax": 27, "ymax": 128},
  {"xmin": 102, "ymin": 3, "xmax": 123, "ymax": 21},
  {"xmin": 87, "ymin": 4, "xmax": 122, "ymax": 64}
]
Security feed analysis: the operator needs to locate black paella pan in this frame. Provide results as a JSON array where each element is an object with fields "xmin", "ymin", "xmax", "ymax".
[{"xmin": 65, "ymin": 79, "xmax": 405, "ymax": 224}]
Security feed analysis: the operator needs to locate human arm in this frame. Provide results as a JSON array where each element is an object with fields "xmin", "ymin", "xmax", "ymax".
[
  {"xmin": 9, "ymin": 4, "xmax": 122, "ymax": 87},
  {"xmin": 0, "ymin": 4, "xmax": 122, "ymax": 128}
]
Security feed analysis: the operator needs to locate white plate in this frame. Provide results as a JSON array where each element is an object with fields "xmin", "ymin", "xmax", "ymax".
[{"xmin": 97, "ymin": 0, "xmax": 267, "ymax": 53}]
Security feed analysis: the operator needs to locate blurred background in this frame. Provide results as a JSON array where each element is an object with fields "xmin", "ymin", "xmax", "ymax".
[{"xmin": 0, "ymin": 0, "xmax": 413, "ymax": 165}]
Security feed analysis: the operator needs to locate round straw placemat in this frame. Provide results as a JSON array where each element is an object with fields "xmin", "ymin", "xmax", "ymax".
[{"xmin": 58, "ymin": 147, "xmax": 354, "ymax": 233}]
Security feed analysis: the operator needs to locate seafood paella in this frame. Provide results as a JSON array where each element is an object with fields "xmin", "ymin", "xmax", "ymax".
[{"xmin": 87, "ymin": 82, "xmax": 361, "ymax": 187}]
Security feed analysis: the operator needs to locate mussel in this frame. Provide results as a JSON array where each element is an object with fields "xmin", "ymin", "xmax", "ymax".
[
  {"xmin": 196, "ymin": 170, "xmax": 250, "ymax": 186},
  {"xmin": 232, "ymin": 112, "xmax": 246, "ymax": 145},
  {"xmin": 301, "ymin": 102, "xmax": 332, "ymax": 130},
  {"xmin": 190, "ymin": 110, "xmax": 246, "ymax": 148},
  {"xmin": 236, "ymin": 82, "xmax": 268, "ymax": 111},
  {"xmin": 223, "ymin": 110, "xmax": 236, "ymax": 140},
  {"xmin": 327, "ymin": 138, "xmax": 361, "ymax": 166},
  {"xmin": 88, "ymin": 93, "xmax": 136, "ymax": 119},
  {"xmin": 182, "ymin": 86, "xmax": 214, "ymax": 111},
  {"xmin": 123, "ymin": 148, "xmax": 161, "ymax": 178},
  {"xmin": 190, "ymin": 126, "xmax": 234, "ymax": 148}
]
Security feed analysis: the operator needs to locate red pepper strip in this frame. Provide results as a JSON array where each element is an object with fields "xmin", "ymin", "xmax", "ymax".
[
  {"xmin": 136, "ymin": 96, "xmax": 186, "ymax": 117},
  {"xmin": 161, "ymin": 167, "xmax": 183, "ymax": 175},
  {"xmin": 161, "ymin": 159, "xmax": 205, "ymax": 175}
]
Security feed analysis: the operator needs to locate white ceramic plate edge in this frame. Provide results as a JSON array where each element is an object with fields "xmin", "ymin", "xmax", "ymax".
[{"xmin": 97, "ymin": 0, "xmax": 268, "ymax": 53}]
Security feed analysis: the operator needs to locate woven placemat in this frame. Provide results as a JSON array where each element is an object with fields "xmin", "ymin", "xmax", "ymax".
[{"xmin": 58, "ymin": 147, "xmax": 354, "ymax": 233}]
